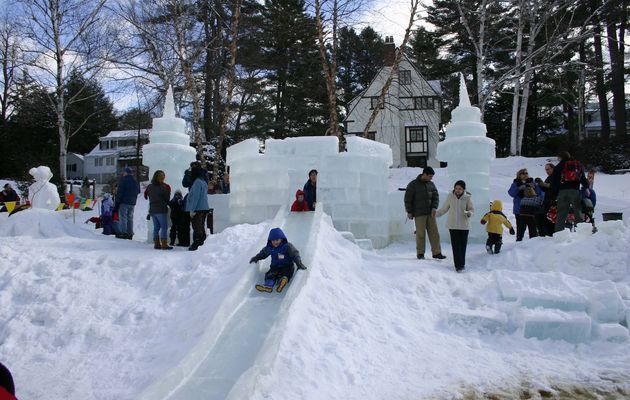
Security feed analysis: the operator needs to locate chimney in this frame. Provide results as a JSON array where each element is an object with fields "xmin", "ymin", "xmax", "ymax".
[{"xmin": 384, "ymin": 36, "xmax": 395, "ymax": 66}]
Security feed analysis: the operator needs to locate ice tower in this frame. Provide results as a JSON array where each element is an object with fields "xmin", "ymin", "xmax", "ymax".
[
  {"xmin": 142, "ymin": 87, "xmax": 196, "ymax": 194},
  {"xmin": 436, "ymin": 74, "xmax": 495, "ymax": 240}
]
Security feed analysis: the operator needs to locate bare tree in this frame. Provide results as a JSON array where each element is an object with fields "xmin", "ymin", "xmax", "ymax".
[
  {"xmin": 0, "ymin": 16, "xmax": 22, "ymax": 125},
  {"xmin": 312, "ymin": 0, "xmax": 368, "ymax": 146},
  {"xmin": 213, "ymin": 0, "xmax": 243, "ymax": 178},
  {"xmin": 19, "ymin": 0, "xmax": 108, "ymax": 182},
  {"xmin": 361, "ymin": 0, "xmax": 420, "ymax": 137}
]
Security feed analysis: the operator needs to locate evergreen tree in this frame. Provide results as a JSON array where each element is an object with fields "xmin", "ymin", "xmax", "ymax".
[
  {"xmin": 3, "ymin": 74, "xmax": 57, "ymax": 178},
  {"xmin": 64, "ymin": 71, "xmax": 118, "ymax": 155},
  {"xmin": 260, "ymin": 0, "xmax": 327, "ymax": 138},
  {"xmin": 117, "ymin": 108, "xmax": 153, "ymax": 131}
]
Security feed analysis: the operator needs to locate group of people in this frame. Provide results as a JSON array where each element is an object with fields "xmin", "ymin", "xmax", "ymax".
[
  {"xmin": 405, "ymin": 151, "xmax": 594, "ymax": 273},
  {"xmin": 98, "ymin": 162, "xmax": 231, "ymax": 251}
]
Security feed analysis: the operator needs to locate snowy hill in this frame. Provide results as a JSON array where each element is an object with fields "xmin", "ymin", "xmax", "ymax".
[{"xmin": 1, "ymin": 157, "xmax": 630, "ymax": 399}]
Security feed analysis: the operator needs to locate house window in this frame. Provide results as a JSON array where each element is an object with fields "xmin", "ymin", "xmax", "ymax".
[
  {"xmin": 95, "ymin": 158, "xmax": 103, "ymax": 167},
  {"xmin": 100, "ymin": 141, "xmax": 110, "ymax": 150},
  {"xmin": 106, "ymin": 157, "xmax": 115, "ymax": 166},
  {"xmin": 367, "ymin": 131, "xmax": 376, "ymax": 141},
  {"xmin": 414, "ymin": 97, "xmax": 434, "ymax": 110},
  {"xmin": 370, "ymin": 97, "xmax": 384, "ymax": 109},
  {"xmin": 405, "ymin": 126, "xmax": 429, "ymax": 167},
  {"xmin": 400, "ymin": 70, "xmax": 411, "ymax": 85}
]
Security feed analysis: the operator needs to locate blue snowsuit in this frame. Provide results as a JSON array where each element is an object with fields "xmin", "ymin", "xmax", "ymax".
[{"xmin": 251, "ymin": 228, "xmax": 303, "ymax": 287}]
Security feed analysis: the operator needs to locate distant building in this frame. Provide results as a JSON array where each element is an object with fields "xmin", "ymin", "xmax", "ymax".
[
  {"xmin": 344, "ymin": 36, "xmax": 442, "ymax": 168},
  {"xmin": 83, "ymin": 130, "xmax": 150, "ymax": 183},
  {"xmin": 584, "ymin": 102, "xmax": 630, "ymax": 138},
  {"xmin": 66, "ymin": 152, "xmax": 84, "ymax": 180}
]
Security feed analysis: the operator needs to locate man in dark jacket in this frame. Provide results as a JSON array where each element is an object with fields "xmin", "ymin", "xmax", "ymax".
[
  {"xmin": 404, "ymin": 166, "xmax": 445, "ymax": 260},
  {"xmin": 0, "ymin": 183, "xmax": 20, "ymax": 204},
  {"xmin": 303, "ymin": 169, "xmax": 317, "ymax": 210},
  {"xmin": 550, "ymin": 151, "xmax": 589, "ymax": 232},
  {"xmin": 115, "ymin": 167, "xmax": 140, "ymax": 239}
]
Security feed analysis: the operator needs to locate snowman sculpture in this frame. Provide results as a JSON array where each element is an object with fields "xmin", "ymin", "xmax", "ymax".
[{"xmin": 28, "ymin": 166, "xmax": 61, "ymax": 210}]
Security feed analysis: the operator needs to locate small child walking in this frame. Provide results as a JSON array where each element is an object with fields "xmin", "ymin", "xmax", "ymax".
[
  {"xmin": 249, "ymin": 228, "xmax": 307, "ymax": 293},
  {"xmin": 100, "ymin": 193, "xmax": 115, "ymax": 235},
  {"xmin": 480, "ymin": 200, "xmax": 515, "ymax": 254}
]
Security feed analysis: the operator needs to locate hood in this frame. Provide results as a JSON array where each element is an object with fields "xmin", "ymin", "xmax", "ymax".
[
  {"xmin": 295, "ymin": 189, "xmax": 305, "ymax": 200},
  {"xmin": 491, "ymin": 200, "xmax": 503, "ymax": 211},
  {"xmin": 267, "ymin": 227, "xmax": 287, "ymax": 242},
  {"xmin": 103, "ymin": 193, "xmax": 111, "ymax": 200}
]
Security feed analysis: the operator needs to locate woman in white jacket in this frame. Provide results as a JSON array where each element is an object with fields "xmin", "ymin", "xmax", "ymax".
[{"xmin": 436, "ymin": 180, "xmax": 474, "ymax": 272}]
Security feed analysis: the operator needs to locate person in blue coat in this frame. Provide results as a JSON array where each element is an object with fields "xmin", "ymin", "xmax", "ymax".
[
  {"xmin": 303, "ymin": 169, "xmax": 317, "ymax": 210},
  {"xmin": 115, "ymin": 167, "xmax": 140, "ymax": 239},
  {"xmin": 100, "ymin": 193, "xmax": 115, "ymax": 235},
  {"xmin": 249, "ymin": 228, "xmax": 307, "ymax": 293},
  {"xmin": 185, "ymin": 165, "xmax": 210, "ymax": 251},
  {"xmin": 508, "ymin": 168, "xmax": 543, "ymax": 241}
]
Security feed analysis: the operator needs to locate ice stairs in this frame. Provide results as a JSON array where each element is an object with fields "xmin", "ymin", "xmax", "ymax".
[
  {"xmin": 339, "ymin": 231, "xmax": 373, "ymax": 251},
  {"xmin": 446, "ymin": 270, "xmax": 630, "ymax": 343},
  {"xmin": 139, "ymin": 206, "xmax": 324, "ymax": 400}
]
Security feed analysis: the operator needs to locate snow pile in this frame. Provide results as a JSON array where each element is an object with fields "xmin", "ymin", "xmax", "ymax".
[{"xmin": 0, "ymin": 209, "xmax": 93, "ymax": 238}]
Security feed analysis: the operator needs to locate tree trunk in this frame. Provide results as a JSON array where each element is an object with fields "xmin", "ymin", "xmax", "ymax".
[
  {"xmin": 577, "ymin": 41, "xmax": 586, "ymax": 142},
  {"xmin": 510, "ymin": 2, "xmax": 525, "ymax": 156},
  {"xmin": 606, "ymin": 0, "xmax": 627, "ymax": 138},
  {"xmin": 589, "ymin": 0, "xmax": 610, "ymax": 141}
]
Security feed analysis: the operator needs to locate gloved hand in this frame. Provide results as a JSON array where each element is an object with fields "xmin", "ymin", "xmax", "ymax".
[
  {"xmin": 249, "ymin": 257, "xmax": 257, "ymax": 264},
  {"xmin": 465, "ymin": 211, "xmax": 472, "ymax": 218},
  {"xmin": 297, "ymin": 263, "xmax": 307, "ymax": 270},
  {"xmin": 509, "ymin": 227, "xmax": 515, "ymax": 235},
  {"xmin": 190, "ymin": 211, "xmax": 196, "ymax": 218}
]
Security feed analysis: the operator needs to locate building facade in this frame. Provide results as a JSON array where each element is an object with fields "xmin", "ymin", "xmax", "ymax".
[
  {"xmin": 344, "ymin": 36, "xmax": 442, "ymax": 168},
  {"xmin": 83, "ymin": 130, "xmax": 150, "ymax": 184}
]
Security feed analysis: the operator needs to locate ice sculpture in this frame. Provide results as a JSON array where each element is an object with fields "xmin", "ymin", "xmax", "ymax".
[
  {"xmin": 436, "ymin": 74, "xmax": 496, "ymax": 240},
  {"xmin": 142, "ymin": 86, "xmax": 197, "ymax": 194}
]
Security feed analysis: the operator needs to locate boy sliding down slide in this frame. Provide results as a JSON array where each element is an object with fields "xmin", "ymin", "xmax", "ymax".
[{"xmin": 249, "ymin": 228, "xmax": 307, "ymax": 293}]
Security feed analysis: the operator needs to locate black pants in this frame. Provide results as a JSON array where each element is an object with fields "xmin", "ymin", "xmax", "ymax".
[
  {"xmin": 449, "ymin": 229, "xmax": 469, "ymax": 270},
  {"xmin": 170, "ymin": 212, "xmax": 191, "ymax": 246},
  {"xmin": 264, "ymin": 264, "xmax": 295, "ymax": 286},
  {"xmin": 191, "ymin": 211, "xmax": 208, "ymax": 245},
  {"xmin": 486, "ymin": 233, "xmax": 503, "ymax": 253},
  {"xmin": 515, "ymin": 214, "xmax": 538, "ymax": 241}
]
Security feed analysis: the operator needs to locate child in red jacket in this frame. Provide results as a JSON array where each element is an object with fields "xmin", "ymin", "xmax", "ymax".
[{"xmin": 290, "ymin": 189, "xmax": 310, "ymax": 212}]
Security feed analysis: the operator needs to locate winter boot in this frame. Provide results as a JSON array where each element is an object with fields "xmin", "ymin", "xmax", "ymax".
[
  {"xmin": 276, "ymin": 276, "xmax": 289, "ymax": 293},
  {"xmin": 255, "ymin": 284, "xmax": 273, "ymax": 293},
  {"xmin": 188, "ymin": 242, "xmax": 200, "ymax": 251},
  {"xmin": 161, "ymin": 239, "xmax": 173, "ymax": 250},
  {"xmin": 154, "ymin": 239, "xmax": 161, "ymax": 250},
  {"xmin": 432, "ymin": 253, "xmax": 446, "ymax": 260},
  {"xmin": 494, "ymin": 243, "xmax": 502, "ymax": 254},
  {"xmin": 485, "ymin": 244, "xmax": 493, "ymax": 254}
]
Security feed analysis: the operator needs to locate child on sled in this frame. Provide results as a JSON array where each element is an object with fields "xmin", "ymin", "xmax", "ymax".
[{"xmin": 249, "ymin": 227, "xmax": 307, "ymax": 293}]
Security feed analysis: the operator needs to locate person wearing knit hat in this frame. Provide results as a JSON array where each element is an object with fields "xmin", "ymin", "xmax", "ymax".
[
  {"xmin": 115, "ymin": 166, "xmax": 140, "ymax": 240},
  {"xmin": 436, "ymin": 180, "xmax": 473, "ymax": 272},
  {"xmin": 404, "ymin": 166, "xmax": 446, "ymax": 260}
]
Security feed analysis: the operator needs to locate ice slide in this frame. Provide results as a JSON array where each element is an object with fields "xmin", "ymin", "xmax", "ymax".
[{"xmin": 139, "ymin": 205, "xmax": 325, "ymax": 400}]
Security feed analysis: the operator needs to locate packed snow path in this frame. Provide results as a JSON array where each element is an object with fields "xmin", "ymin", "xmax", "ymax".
[{"xmin": 140, "ymin": 207, "xmax": 324, "ymax": 400}]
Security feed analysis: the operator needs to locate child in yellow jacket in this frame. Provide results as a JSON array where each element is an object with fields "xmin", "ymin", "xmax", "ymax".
[{"xmin": 480, "ymin": 200, "xmax": 515, "ymax": 254}]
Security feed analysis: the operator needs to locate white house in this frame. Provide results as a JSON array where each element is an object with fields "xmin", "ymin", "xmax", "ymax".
[
  {"xmin": 344, "ymin": 36, "xmax": 442, "ymax": 168},
  {"xmin": 65, "ymin": 152, "xmax": 84, "ymax": 180},
  {"xmin": 84, "ymin": 130, "xmax": 150, "ymax": 183},
  {"xmin": 584, "ymin": 102, "xmax": 630, "ymax": 138}
]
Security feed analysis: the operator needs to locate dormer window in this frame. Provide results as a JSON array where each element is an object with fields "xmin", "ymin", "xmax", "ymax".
[
  {"xmin": 370, "ymin": 97, "xmax": 385, "ymax": 109},
  {"xmin": 400, "ymin": 70, "xmax": 411, "ymax": 85}
]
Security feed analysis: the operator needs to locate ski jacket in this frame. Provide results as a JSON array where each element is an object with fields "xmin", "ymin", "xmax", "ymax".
[
  {"xmin": 404, "ymin": 175, "xmax": 439, "ymax": 217},
  {"xmin": 182, "ymin": 168, "xmax": 209, "ymax": 188},
  {"xmin": 508, "ymin": 178, "xmax": 542, "ymax": 215},
  {"xmin": 550, "ymin": 159, "xmax": 589, "ymax": 194},
  {"xmin": 144, "ymin": 183, "xmax": 171, "ymax": 214},
  {"xmin": 101, "ymin": 194, "xmax": 114, "ymax": 217},
  {"xmin": 436, "ymin": 191, "xmax": 474, "ymax": 230},
  {"xmin": 291, "ymin": 189, "xmax": 311, "ymax": 212},
  {"xmin": 480, "ymin": 200, "xmax": 513, "ymax": 234},
  {"xmin": 303, "ymin": 180, "xmax": 316, "ymax": 210},
  {"xmin": 116, "ymin": 174, "xmax": 140, "ymax": 205},
  {"xmin": 0, "ymin": 189, "xmax": 19, "ymax": 203},
  {"xmin": 252, "ymin": 228, "xmax": 303, "ymax": 268},
  {"xmin": 185, "ymin": 177, "xmax": 210, "ymax": 212}
]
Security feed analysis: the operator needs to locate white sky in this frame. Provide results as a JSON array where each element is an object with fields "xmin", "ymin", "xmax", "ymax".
[{"xmin": 359, "ymin": 0, "xmax": 433, "ymax": 44}]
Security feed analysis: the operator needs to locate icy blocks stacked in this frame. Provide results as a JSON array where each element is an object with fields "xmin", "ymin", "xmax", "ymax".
[{"xmin": 226, "ymin": 136, "xmax": 393, "ymax": 248}]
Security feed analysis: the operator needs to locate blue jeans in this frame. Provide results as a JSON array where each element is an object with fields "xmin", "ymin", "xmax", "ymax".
[
  {"xmin": 152, "ymin": 213, "xmax": 168, "ymax": 240},
  {"xmin": 119, "ymin": 203, "xmax": 135, "ymax": 236}
]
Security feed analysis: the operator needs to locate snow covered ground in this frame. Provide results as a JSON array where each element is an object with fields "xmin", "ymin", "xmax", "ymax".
[{"xmin": 1, "ymin": 156, "xmax": 630, "ymax": 399}]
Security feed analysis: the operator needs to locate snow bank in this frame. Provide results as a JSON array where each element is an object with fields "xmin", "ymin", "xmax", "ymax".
[{"xmin": 0, "ymin": 209, "xmax": 93, "ymax": 238}]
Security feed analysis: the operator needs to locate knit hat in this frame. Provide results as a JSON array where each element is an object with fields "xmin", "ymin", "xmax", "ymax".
[
  {"xmin": 422, "ymin": 166, "xmax": 435, "ymax": 175},
  {"xmin": 454, "ymin": 180, "xmax": 466, "ymax": 190}
]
